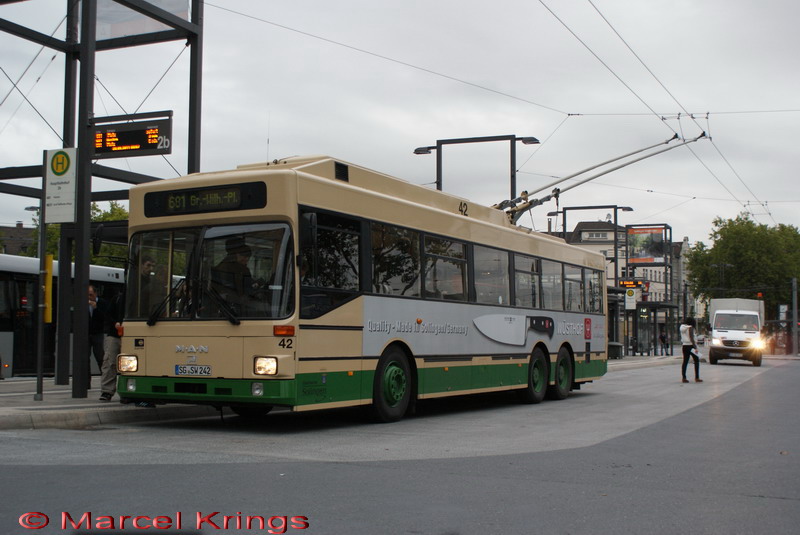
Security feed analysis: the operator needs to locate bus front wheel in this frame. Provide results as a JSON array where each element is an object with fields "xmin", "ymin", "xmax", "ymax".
[
  {"xmin": 370, "ymin": 346, "xmax": 412, "ymax": 423},
  {"xmin": 519, "ymin": 348, "xmax": 548, "ymax": 404},
  {"xmin": 547, "ymin": 347, "xmax": 572, "ymax": 400}
]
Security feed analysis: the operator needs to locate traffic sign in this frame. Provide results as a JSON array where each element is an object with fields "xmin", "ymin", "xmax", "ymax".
[{"xmin": 43, "ymin": 148, "xmax": 77, "ymax": 224}]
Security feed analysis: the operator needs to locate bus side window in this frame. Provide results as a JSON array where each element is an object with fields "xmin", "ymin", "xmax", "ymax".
[
  {"xmin": 299, "ymin": 210, "xmax": 360, "ymax": 319},
  {"xmin": 474, "ymin": 245, "xmax": 510, "ymax": 305},
  {"xmin": 371, "ymin": 223, "xmax": 420, "ymax": 297},
  {"xmin": 423, "ymin": 236, "xmax": 467, "ymax": 301}
]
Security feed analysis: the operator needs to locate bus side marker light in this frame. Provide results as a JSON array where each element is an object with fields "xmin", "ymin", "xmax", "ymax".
[
  {"xmin": 118, "ymin": 355, "xmax": 138, "ymax": 372},
  {"xmin": 348, "ymin": 371, "xmax": 354, "ymax": 376},
  {"xmin": 444, "ymin": 367, "xmax": 449, "ymax": 372},
  {"xmin": 254, "ymin": 356, "xmax": 278, "ymax": 375},
  {"xmin": 252, "ymin": 382, "xmax": 264, "ymax": 396},
  {"xmin": 416, "ymin": 318, "xmax": 423, "ymax": 324},
  {"xmin": 274, "ymin": 325, "xmax": 295, "ymax": 337}
]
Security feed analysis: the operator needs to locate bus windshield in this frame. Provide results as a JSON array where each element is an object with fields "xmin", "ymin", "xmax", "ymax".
[{"xmin": 126, "ymin": 223, "xmax": 294, "ymax": 321}]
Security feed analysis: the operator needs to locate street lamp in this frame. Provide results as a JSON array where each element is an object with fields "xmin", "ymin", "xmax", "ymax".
[
  {"xmin": 413, "ymin": 135, "xmax": 539, "ymax": 200},
  {"xmin": 25, "ymin": 204, "xmax": 46, "ymax": 401}
]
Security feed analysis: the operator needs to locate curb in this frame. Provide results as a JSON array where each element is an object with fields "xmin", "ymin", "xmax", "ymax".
[{"xmin": 0, "ymin": 404, "xmax": 220, "ymax": 431}]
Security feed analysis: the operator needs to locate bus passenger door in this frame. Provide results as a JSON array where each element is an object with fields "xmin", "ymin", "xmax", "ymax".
[{"xmin": 12, "ymin": 279, "xmax": 36, "ymax": 375}]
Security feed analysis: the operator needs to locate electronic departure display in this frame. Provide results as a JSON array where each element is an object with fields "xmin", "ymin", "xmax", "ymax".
[
  {"xmin": 144, "ymin": 182, "xmax": 267, "ymax": 217},
  {"xmin": 93, "ymin": 119, "xmax": 172, "ymax": 159}
]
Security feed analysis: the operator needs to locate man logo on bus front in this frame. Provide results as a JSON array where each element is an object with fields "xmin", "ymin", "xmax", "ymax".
[{"xmin": 175, "ymin": 345, "xmax": 209, "ymax": 353}]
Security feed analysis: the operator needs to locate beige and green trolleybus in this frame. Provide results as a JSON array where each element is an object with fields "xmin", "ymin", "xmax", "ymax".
[{"xmin": 117, "ymin": 156, "xmax": 607, "ymax": 422}]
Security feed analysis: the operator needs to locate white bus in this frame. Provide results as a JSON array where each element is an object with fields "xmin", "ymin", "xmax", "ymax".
[{"xmin": 0, "ymin": 253, "xmax": 123, "ymax": 377}]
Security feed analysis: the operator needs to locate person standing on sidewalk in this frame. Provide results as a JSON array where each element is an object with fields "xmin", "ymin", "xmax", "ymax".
[
  {"xmin": 88, "ymin": 285, "xmax": 108, "ymax": 388},
  {"xmin": 99, "ymin": 290, "xmax": 123, "ymax": 402},
  {"xmin": 680, "ymin": 317, "xmax": 703, "ymax": 383}
]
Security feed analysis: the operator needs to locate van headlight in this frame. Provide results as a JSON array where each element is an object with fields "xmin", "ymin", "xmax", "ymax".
[
  {"xmin": 750, "ymin": 338, "xmax": 765, "ymax": 350},
  {"xmin": 711, "ymin": 338, "xmax": 723, "ymax": 346},
  {"xmin": 254, "ymin": 356, "xmax": 278, "ymax": 375},
  {"xmin": 118, "ymin": 355, "xmax": 138, "ymax": 372}
]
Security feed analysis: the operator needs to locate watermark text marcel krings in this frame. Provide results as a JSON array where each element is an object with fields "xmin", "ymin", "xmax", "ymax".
[{"xmin": 18, "ymin": 511, "xmax": 310, "ymax": 532}]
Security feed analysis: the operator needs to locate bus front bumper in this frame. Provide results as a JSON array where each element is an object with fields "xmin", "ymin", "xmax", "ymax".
[{"xmin": 117, "ymin": 376, "xmax": 296, "ymax": 407}]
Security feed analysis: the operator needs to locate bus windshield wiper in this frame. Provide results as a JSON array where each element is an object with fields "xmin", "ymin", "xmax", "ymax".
[
  {"xmin": 204, "ymin": 283, "xmax": 241, "ymax": 326},
  {"xmin": 147, "ymin": 278, "xmax": 186, "ymax": 326}
]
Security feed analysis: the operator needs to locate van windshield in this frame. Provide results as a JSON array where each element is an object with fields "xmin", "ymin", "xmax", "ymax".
[{"xmin": 714, "ymin": 313, "xmax": 760, "ymax": 331}]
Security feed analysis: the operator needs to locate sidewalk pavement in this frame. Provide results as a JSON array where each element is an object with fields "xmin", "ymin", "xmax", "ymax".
[
  {"xmin": 0, "ymin": 378, "xmax": 219, "ymax": 431},
  {"xmin": 1, "ymin": 354, "xmax": 788, "ymax": 431}
]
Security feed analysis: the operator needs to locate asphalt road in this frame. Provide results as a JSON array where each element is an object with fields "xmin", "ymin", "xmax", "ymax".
[{"xmin": 2, "ymin": 358, "xmax": 798, "ymax": 534}]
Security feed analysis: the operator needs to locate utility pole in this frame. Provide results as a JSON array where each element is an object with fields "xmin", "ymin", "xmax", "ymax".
[{"xmin": 792, "ymin": 277, "xmax": 798, "ymax": 356}]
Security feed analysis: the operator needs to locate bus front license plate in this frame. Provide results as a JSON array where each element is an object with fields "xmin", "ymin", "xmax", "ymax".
[{"xmin": 175, "ymin": 365, "xmax": 211, "ymax": 376}]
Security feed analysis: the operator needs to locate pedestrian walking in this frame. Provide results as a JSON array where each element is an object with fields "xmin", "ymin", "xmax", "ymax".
[{"xmin": 680, "ymin": 317, "xmax": 703, "ymax": 383}]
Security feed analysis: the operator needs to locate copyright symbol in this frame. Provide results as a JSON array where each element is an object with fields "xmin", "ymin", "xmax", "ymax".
[{"xmin": 19, "ymin": 512, "xmax": 49, "ymax": 529}]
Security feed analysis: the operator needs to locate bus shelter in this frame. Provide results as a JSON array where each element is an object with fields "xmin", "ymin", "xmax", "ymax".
[{"xmin": 629, "ymin": 301, "xmax": 678, "ymax": 356}]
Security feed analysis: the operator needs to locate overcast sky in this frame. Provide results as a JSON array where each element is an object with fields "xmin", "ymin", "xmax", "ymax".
[{"xmin": 1, "ymin": 0, "xmax": 798, "ymax": 246}]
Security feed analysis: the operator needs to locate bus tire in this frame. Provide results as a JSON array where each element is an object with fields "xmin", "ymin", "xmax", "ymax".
[
  {"xmin": 547, "ymin": 347, "xmax": 572, "ymax": 400},
  {"xmin": 519, "ymin": 348, "xmax": 548, "ymax": 404},
  {"xmin": 231, "ymin": 405, "xmax": 273, "ymax": 419},
  {"xmin": 370, "ymin": 346, "xmax": 412, "ymax": 423}
]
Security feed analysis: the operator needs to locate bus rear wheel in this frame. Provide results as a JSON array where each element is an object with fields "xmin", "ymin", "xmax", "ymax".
[
  {"xmin": 370, "ymin": 346, "xmax": 412, "ymax": 423},
  {"xmin": 519, "ymin": 348, "xmax": 548, "ymax": 404},
  {"xmin": 547, "ymin": 347, "xmax": 572, "ymax": 400}
]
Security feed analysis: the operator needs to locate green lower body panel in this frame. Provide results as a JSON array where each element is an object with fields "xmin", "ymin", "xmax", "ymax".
[
  {"xmin": 117, "ymin": 376, "xmax": 298, "ymax": 407},
  {"xmin": 117, "ymin": 358, "xmax": 607, "ymax": 408},
  {"xmin": 117, "ymin": 372, "xmax": 367, "ymax": 408},
  {"xmin": 574, "ymin": 358, "xmax": 607, "ymax": 381},
  {"xmin": 419, "ymin": 363, "xmax": 527, "ymax": 395}
]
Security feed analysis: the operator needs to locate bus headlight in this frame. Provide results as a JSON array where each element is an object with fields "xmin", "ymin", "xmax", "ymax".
[
  {"xmin": 254, "ymin": 356, "xmax": 278, "ymax": 375},
  {"xmin": 750, "ymin": 338, "xmax": 765, "ymax": 350},
  {"xmin": 118, "ymin": 355, "xmax": 138, "ymax": 372}
]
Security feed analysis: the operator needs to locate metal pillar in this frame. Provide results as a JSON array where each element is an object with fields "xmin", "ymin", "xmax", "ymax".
[
  {"xmin": 70, "ymin": 0, "xmax": 97, "ymax": 398},
  {"xmin": 187, "ymin": 0, "xmax": 203, "ymax": 174},
  {"xmin": 55, "ymin": 0, "xmax": 79, "ymax": 386}
]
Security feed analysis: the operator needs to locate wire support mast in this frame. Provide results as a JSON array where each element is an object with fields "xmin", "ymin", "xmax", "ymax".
[{"xmin": 497, "ymin": 132, "xmax": 707, "ymax": 224}]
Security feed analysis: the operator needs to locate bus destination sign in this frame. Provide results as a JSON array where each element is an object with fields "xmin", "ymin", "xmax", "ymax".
[
  {"xmin": 144, "ymin": 182, "xmax": 267, "ymax": 217},
  {"xmin": 167, "ymin": 187, "xmax": 241, "ymax": 214},
  {"xmin": 93, "ymin": 118, "xmax": 172, "ymax": 159}
]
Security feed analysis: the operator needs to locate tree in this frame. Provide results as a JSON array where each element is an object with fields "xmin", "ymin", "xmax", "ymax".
[
  {"xmin": 686, "ymin": 213, "xmax": 800, "ymax": 320},
  {"xmin": 25, "ymin": 201, "xmax": 128, "ymax": 268}
]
